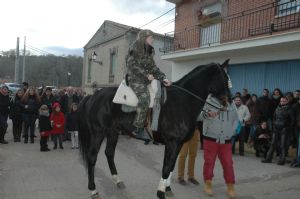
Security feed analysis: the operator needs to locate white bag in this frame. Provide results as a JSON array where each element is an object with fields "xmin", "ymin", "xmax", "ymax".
[{"xmin": 112, "ymin": 79, "xmax": 158, "ymax": 107}]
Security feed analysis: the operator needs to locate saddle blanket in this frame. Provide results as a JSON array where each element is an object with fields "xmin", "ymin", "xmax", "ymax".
[{"xmin": 112, "ymin": 79, "xmax": 159, "ymax": 107}]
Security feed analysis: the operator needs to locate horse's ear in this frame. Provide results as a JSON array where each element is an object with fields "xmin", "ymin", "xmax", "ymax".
[{"xmin": 221, "ymin": 59, "xmax": 230, "ymax": 72}]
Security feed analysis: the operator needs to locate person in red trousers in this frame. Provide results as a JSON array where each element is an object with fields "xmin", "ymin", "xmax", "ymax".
[{"xmin": 198, "ymin": 94, "xmax": 239, "ymax": 199}]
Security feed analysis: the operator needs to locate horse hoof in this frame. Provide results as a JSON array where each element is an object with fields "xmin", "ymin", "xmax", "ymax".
[
  {"xmin": 91, "ymin": 192, "xmax": 100, "ymax": 199},
  {"xmin": 157, "ymin": 191, "xmax": 166, "ymax": 199},
  {"xmin": 117, "ymin": 181, "xmax": 126, "ymax": 189},
  {"xmin": 165, "ymin": 187, "xmax": 174, "ymax": 197}
]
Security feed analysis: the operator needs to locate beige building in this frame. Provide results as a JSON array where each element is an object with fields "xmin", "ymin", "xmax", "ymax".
[{"xmin": 82, "ymin": 20, "xmax": 172, "ymax": 94}]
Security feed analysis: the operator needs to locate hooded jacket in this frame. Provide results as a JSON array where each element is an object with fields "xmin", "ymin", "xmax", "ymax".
[
  {"xmin": 198, "ymin": 94, "xmax": 239, "ymax": 144},
  {"xmin": 39, "ymin": 110, "xmax": 52, "ymax": 137},
  {"xmin": 126, "ymin": 29, "xmax": 166, "ymax": 85},
  {"xmin": 50, "ymin": 103, "xmax": 65, "ymax": 134}
]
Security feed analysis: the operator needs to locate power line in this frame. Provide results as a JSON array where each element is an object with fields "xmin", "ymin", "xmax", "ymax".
[
  {"xmin": 27, "ymin": 44, "xmax": 72, "ymax": 58},
  {"xmin": 26, "ymin": 46, "xmax": 47, "ymax": 56},
  {"xmin": 90, "ymin": 7, "xmax": 175, "ymax": 48},
  {"xmin": 26, "ymin": 47, "xmax": 45, "ymax": 56},
  {"xmin": 27, "ymin": 44, "xmax": 54, "ymax": 55},
  {"xmin": 138, "ymin": 7, "xmax": 175, "ymax": 29},
  {"xmin": 153, "ymin": 18, "xmax": 175, "ymax": 31}
]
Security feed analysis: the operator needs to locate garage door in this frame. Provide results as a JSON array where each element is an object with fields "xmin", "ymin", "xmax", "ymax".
[{"xmin": 227, "ymin": 60, "xmax": 300, "ymax": 96}]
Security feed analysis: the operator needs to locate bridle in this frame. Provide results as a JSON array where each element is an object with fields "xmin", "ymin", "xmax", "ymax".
[{"xmin": 170, "ymin": 84, "xmax": 223, "ymax": 111}]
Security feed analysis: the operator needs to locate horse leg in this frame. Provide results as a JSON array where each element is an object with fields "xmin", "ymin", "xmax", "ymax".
[
  {"xmin": 105, "ymin": 130, "xmax": 125, "ymax": 189},
  {"xmin": 87, "ymin": 134, "xmax": 105, "ymax": 197},
  {"xmin": 157, "ymin": 141, "xmax": 183, "ymax": 199}
]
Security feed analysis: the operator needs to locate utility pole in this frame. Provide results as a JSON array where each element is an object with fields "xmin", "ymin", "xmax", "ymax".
[
  {"xmin": 14, "ymin": 37, "xmax": 20, "ymax": 83},
  {"xmin": 22, "ymin": 36, "xmax": 26, "ymax": 82}
]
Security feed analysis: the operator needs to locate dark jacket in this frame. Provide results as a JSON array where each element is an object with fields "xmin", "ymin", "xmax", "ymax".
[
  {"xmin": 66, "ymin": 111, "xmax": 79, "ymax": 131},
  {"xmin": 256, "ymin": 96, "xmax": 271, "ymax": 120},
  {"xmin": 254, "ymin": 126, "xmax": 271, "ymax": 152},
  {"xmin": 39, "ymin": 114, "xmax": 52, "ymax": 137},
  {"xmin": 270, "ymin": 96, "xmax": 281, "ymax": 117},
  {"xmin": 9, "ymin": 95, "xmax": 23, "ymax": 121},
  {"xmin": 255, "ymin": 126, "xmax": 271, "ymax": 139},
  {"xmin": 0, "ymin": 92, "xmax": 10, "ymax": 116},
  {"xmin": 41, "ymin": 95, "xmax": 55, "ymax": 112},
  {"xmin": 273, "ymin": 104, "xmax": 294, "ymax": 130},
  {"xmin": 59, "ymin": 94, "xmax": 80, "ymax": 114},
  {"xmin": 23, "ymin": 96, "xmax": 40, "ymax": 115},
  {"xmin": 293, "ymin": 102, "xmax": 300, "ymax": 128},
  {"xmin": 242, "ymin": 94, "xmax": 251, "ymax": 104}
]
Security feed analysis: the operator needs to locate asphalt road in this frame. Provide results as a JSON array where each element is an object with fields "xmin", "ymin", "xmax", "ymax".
[{"xmin": 0, "ymin": 123, "xmax": 300, "ymax": 199}]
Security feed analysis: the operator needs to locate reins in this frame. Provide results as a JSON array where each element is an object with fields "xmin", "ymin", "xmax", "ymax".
[{"xmin": 170, "ymin": 84, "xmax": 222, "ymax": 111}]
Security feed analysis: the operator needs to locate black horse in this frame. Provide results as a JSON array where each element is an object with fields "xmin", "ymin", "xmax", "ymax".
[{"xmin": 78, "ymin": 60, "xmax": 231, "ymax": 199}]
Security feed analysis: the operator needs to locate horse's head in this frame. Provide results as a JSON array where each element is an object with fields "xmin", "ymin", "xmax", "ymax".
[
  {"xmin": 174, "ymin": 59, "xmax": 232, "ymax": 105},
  {"xmin": 208, "ymin": 59, "xmax": 232, "ymax": 105}
]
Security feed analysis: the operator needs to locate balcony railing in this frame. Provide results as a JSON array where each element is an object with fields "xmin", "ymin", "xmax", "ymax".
[{"xmin": 161, "ymin": 1, "xmax": 300, "ymax": 53}]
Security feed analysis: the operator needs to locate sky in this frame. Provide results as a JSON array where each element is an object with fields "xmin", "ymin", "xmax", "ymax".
[{"xmin": 0, "ymin": 0, "xmax": 175, "ymax": 55}]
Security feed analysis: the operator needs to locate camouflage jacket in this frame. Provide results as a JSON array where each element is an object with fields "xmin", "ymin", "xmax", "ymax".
[{"xmin": 126, "ymin": 53, "xmax": 166, "ymax": 85}]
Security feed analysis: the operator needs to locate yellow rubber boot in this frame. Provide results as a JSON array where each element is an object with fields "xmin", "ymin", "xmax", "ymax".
[
  {"xmin": 204, "ymin": 180, "xmax": 214, "ymax": 196},
  {"xmin": 227, "ymin": 184, "xmax": 236, "ymax": 199}
]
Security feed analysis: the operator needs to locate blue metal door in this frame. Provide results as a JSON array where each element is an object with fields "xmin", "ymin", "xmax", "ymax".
[{"xmin": 228, "ymin": 60, "xmax": 300, "ymax": 96}]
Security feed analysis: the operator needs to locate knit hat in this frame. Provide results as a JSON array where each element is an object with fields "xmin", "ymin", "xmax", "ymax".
[
  {"xmin": 40, "ymin": 104, "xmax": 48, "ymax": 110},
  {"xmin": 39, "ymin": 105, "xmax": 50, "ymax": 117},
  {"xmin": 52, "ymin": 102, "xmax": 61, "ymax": 109}
]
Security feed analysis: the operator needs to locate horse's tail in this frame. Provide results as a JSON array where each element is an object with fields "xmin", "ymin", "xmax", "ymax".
[{"xmin": 78, "ymin": 95, "xmax": 91, "ymax": 167}]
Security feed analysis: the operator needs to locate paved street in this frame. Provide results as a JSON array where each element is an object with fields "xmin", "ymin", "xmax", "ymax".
[{"xmin": 0, "ymin": 122, "xmax": 300, "ymax": 199}]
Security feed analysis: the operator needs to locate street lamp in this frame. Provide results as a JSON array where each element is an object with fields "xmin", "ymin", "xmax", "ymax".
[{"xmin": 92, "ymin": 51, "xmax": 102, "ymax": 65}]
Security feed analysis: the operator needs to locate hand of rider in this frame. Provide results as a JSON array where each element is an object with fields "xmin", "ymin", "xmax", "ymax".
[
  {"xmin": 147, "ymin": 74, "xmax": 154, "ymax": 80},
  {"xmin": 163, "ymin": 79, "xmax": 172, "ymax": 86},
  {"xmin": 208, "ymin": 111, "xmax": 219, "ymax": 118}
]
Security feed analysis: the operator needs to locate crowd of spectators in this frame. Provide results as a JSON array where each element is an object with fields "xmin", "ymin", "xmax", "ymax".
[
  {"xmin": 0, "ymin": 82, "xmax": 85, "ymax": 152},
  {"xmin": 230, "ymin": 88, "xmax": 300, "ymax": 167}
]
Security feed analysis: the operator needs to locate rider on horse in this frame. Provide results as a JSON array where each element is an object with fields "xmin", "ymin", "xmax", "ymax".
[{"xmin": 126, "ymin": 29, "xmax": 171, "ymax": 140}]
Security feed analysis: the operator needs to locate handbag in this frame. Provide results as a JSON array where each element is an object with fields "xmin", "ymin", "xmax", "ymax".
[{"xmin": 235, "ymin": 120, "xmax": 242, "ymax": 135}]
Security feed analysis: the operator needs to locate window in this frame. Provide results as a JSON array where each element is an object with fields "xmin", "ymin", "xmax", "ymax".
[
  {"xmin": 87, "ymin": 59, "xmax": 92, "ymax": 83},
  {"xmin": 277, "ymin": 0, "xmax": 300, "ymax": 16},
  {"xmin": 109, "ymin": 51, "xmax": 117, "ymax": 83},
  {"xmin": 201, "ymin": 23, "xmax": 221, "ymax": 46},
  {"xmin": 202, "ymin": 3, "xmax": 222, "ymax": 16}
]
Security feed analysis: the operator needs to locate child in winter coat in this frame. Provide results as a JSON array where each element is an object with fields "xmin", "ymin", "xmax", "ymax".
[
  {"xmin": 50, "ymin": 102, "xmax": 65, "ymax": 149},
  {"xmin": 66, "ymin": 103, "xmax": 79, "ymax": 149},
  {"xmin": 39, "ymin": 104, "xmax": 52, "ymax": 152},
  {"xmin": 254, "ymin": 121, "xmax": 271, "ymax": 158}
]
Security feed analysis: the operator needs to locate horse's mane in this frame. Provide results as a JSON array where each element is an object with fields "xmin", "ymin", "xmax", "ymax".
[{"xmin": 174, "ymin": 62, "xmax": 220, "ymax": 87}]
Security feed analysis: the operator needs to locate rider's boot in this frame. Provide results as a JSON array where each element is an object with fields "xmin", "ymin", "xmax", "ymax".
[{"xmin": 133, "ymin": 127, "xmax": 151, "ymax": 142}]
